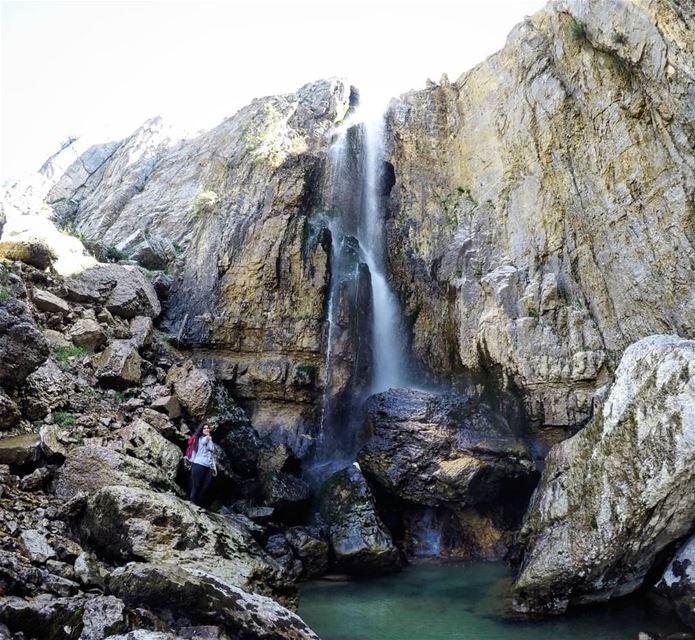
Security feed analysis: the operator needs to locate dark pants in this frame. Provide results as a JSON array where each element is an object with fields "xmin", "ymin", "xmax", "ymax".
[{"xmin": 190, "ymin": 463, "xmax": 214, "ymax": 506}]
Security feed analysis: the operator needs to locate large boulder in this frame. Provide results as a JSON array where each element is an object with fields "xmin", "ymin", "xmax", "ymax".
[
  {"xmin": 94, "ymin": 339, "xmax": 142, "ymax": 389},
  {"xmin": 165, "ymin": 360, "xmax": 213, "ymax": 420},
  {"xmin": 20, "ymin": 359, "xmax": 73, "ymax": 420},
  {"xmin": 64, "ymin": 264, "xmax": 160, "ymax": 318},
  {"xmin": 68, "ymin": 318, "xmax": 107, "ymax": 351},
  {"xmin": 53, "ymin": 445, "xmax": 179, "ymax": 499},
  {"xmin": 0, "ymin": 297, "xmax": 49, "ymax": 388},
  {"xmin": 0, "ymin": 433, "xmax": 42, "ymax": 466},
  {"xmin": 0, "ymin": 239, "xmax": 56, "ymax": 269},
  {"xmin": 117, "ymin": 419, "xmax": 182, "ymax": 482},
  {"xmin": 32, "ymin": 289, "xmax": 69, "ymax": 314},
  {"xmin": 656, "ymin": 533, "xmax": 695, "ymax": 630},
  {"xmin": 358, "ymin": 388, "xmax": 535, "ymax": 507},
  {"xmin": 108, "ymin": 562, "xmax": 319, "ymax": 640},
  {"xmin": 79, "ymin": 485, "xmax": 289, "ymax": 598},
  {"xmin": 319, "ymin": 465, "xmax": 401, "ymax": 576},
  {"xmin": 514, "ymin": 335, "xmax": 695, "ymax": 614}
]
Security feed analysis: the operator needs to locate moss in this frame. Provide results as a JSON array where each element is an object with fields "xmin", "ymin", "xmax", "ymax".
[
  {"xmin": 566, "ymin": 17, "xmax": 587, "ymax": 41},
  {"xmin": 0, "ymin": 285, "xmax": 15, "ymax": 302},
  {"xmin": 53, "ymin": 410, "xmax": 76, "ymax": 427},
  {"xmin": 52, "ymin": 345, "xmax": 91, "ymax": 363}
]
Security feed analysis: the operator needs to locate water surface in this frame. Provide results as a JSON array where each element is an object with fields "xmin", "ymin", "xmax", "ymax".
[{"xmin": 299, "ymin": 562, "xmax": 683, "ymax": 640}]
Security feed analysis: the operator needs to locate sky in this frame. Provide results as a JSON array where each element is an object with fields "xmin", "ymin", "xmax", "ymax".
[{"xmin": 1, "ymin": 0, "xmax": 546, "ymax": 183}]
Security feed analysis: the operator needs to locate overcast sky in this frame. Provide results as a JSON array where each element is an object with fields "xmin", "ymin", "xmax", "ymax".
[{"xmin": 1, "ymin": 0, "xmax": 546, "ymax": 183}]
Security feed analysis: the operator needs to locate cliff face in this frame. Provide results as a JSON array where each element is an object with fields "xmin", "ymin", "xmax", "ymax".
[
  {"xmin": 18, "ymin": 80, "xmax": 352, "ymax": 451},
  {"xmin": 385, "ymin": 0, "xmax": 695, "ymax": 428}
]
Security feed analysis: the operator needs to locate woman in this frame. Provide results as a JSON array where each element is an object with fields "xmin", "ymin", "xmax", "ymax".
[{"xmin": 189, "ymin": 423, "xmax": 217, "ymax": 506}]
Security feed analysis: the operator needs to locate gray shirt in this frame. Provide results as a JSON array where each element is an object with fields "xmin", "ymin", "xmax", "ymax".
[{"xmin": 191, "ymin": 436, "xmax": 216, "ymax": 470}]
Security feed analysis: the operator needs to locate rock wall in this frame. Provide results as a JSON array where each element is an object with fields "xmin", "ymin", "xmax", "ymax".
[{"xmin": 385, "ymin": 0, "xmax": 695, "ymax": 428}]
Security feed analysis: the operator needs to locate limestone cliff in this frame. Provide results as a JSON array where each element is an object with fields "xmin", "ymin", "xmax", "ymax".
[{"xmin": 385, "ymin": 0, "xmax": 695, "ymax": 428}]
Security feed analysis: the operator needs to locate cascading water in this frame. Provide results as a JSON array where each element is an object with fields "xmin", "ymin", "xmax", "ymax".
[{"xmin": 310, "ymin": 93, "xmax": 410, "ymax": 471}]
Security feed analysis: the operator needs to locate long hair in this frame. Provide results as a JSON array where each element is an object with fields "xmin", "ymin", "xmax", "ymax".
[{"xmin": 192, "ymin": 423, "xmax": 207, "ymax": 453}]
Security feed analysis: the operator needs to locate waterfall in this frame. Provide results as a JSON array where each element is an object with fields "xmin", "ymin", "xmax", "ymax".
[{"xmin": 311, "ymin": 94, "xmax": 409, "ymax": 470}]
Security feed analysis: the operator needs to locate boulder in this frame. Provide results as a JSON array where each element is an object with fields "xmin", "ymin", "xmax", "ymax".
[
  {"xmin": 0, "ymin": 433, "xmax": 42, "ymax": 466},
  {"xmin": 65, "ymin": 263, "xmax": 160, "ymax": 318},
  {"xmin": 0, "ymin": 297, "xmax": 49, "ymax": 388},
  {"xmin": 0, "ymin": 239, "xmax": 56, "ymax": 269},
  {"xmin": 43, "ymin": 329, "xmax": 72, "ymax": 349},
  {"xmin": 150, "ymin": 394, "xmax": 181, "ymax": 419},
  {"xmin": 20, "ymin": 529, "xmax": 56, "ymax": 563},
  {"xmin": 0, "ymin": 389, "xmax": 20, "ymax": 431},
  {"xmin": 53, "ymin": 445, "xmax": 179, "ymax": 499},
  {"xmin": 129, "ymin": 315, "xmax": 153, "ymax": 348},
  {"xmin": 319, "ymin": 466, "xmax": 401, "ymax": 576},
  {"xmin": 0, "ymin": 594, "xmax": 125, "ymax": 640},
  {"xmin": 20, "ymin": 359, "xmax": 73, "ymax": 420},
  {"xmin": 32, "ymin": 289, "xmax": 69, "ymax": 314},
  {"xmin": 108, "ymin": 562, "xmax": 319, "ymax": 639},
  {"xmin": 358, "ymin": 388, "xmax": 535, "ymax": 507},
  {"xmin": 95, "ymin": 339, "xmax": 142, "ymax": 388},
  {"xmin": 79, "ymin": 485, "xmax": 289, "ymax": 597},
  {"xmin": 258, "ymin": 445, "xmax": 311, "ymax": 517},
  {"xmin": 68, "ymin": 318, "xmax": 107, "ymax": 350},
  {"xmin": 117, "ymin": 419, "xmax": 182, "ymax": 481},
  {"xmin": 40, "ymin": 424, "xmax": 70, "ymax": 461},
  {"xmin": 514, "ymin": 336, "xmax": 695, "ymax": 614},
  {"xmin": 285, "ymin": 527, "xmax": 329, "ymax": 579},
  {"xmin": 166, "ymin": 361, "xmax": 213, "ymax": 420},
  {"xmin": 656, "ymin": 533, "xmax": 695, "ymax": 630},
  {"xmin": 220, "ymin": 423, "xmax": 262, "ymax": 477}
]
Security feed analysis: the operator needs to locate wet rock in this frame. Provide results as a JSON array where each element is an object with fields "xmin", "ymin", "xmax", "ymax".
[
  {"xmin": 129, "ymin": 316, "xmax": 153, "ymax": 348},
  {"xmin": 80, "ymin": 485, "xmax": 289, "ymax": 597},
  {"xmin": 68, "ymin": 318, "xmax": 107, "ymax": 350},
  {"xmin": 514, "ymin": 336, "xmax": 695, "ymax": 614},
  {"xmin": 166, "ymin": 360, "xmax": 213, "ymax": 420},
  {"xmin": 0, "ymin": 594, "xmax": 125, "ymax": 640},
  {"xmin": 65, "ymin": 263, "xmax": 160, "ymax": 318},
  {"xmin": 319, "ymin": 466, "xmax": 401, "ymax": 576},
  {"xmin": 0, "ymin": 297, "xmax": 49, "ymax": 388},
  {"xmin": 19, "ymin": 466, "xmax": 52, "ymax": 491},
  {"xmin": 21, "ymin": 359, "xmax": 73, "ymax": 420},
  {"xmin": 358, "ymin": 388, "xmax": 535, "ymax": 507},
  {"xmin": 0, "ymin": 389, "xmax": 20, "ymax": 431},
  {"xmin": 258, "ymin": 444, "xmax": 311, "ymax": 517},
  {"xmin": 657, "ymin": 533, "xmax": 695, "ymax": 630},
  {"xmin": 220, "ymin": 424, "xmax": 262, "ymax": 477},
  {"xmin": 117, "ymin": 419, "xmax": 182, "ymax": 481},
  {"xmin": 20, "ymin": 529, "xmax": 56, "ymax": 563},
  {"xmin": 32, "ymin": 289, "xmax": 69, "ymax": 314},
  {"xmin": 0, "ymin": 432, "xmax": 42, "ymax": 466},
  {"xmin": 108, "ymin": 562, "xmax": 318, "ymax": 639},
  {"xmin": 95, "ymin": 339, "xmax": 142, "ymax": 388},
  {"xmin": 54, "ymin": 445, "xmax": 179, "ymax": 499},
  {"xmin": 0, "ymin": 239, "xmax": 56, "ymax": 269},
  {"xmin": 285, "ymin": 527, "xmax": 329, "ymax": 579}
]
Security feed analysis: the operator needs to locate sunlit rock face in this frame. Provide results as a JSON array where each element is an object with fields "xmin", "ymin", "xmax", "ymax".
[
  {"xmin": 385, "ymin": 0, "xmax": 695, "ymax": 429},
  {"xmin": 18, "ymin": 79, "xmax": 352, "ymax": 452}
]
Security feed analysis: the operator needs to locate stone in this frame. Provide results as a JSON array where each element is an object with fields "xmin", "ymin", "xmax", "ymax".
[
  {"xmin": 20, "ymin": 529, "xmax": 56, "ymax": 563},
  {"xmin": 40, "ymin": 424, "xmax": 70, "ymax": 461},
  {"xmin": 19, "ymin": 467, "xmax": 52, "ymax": 491},
  {"xmin": 514, "ymin": 336, "xmax": 695, "ymax": 614},
  {"xmin": 0, "ymin": 433, "xmax": 42, "ymax": 466},
  {"xmin": 150, "ymin": 394, "xmax": 181, "ymax": 419},
  {"xmin": 319, "ymin": 466, "xmax": 401, "ymax": 576},
  {"xmin": 358, "ymin": 388, "xmax": 535, "ymax": 507},
  {"xmin": 54, "ymin": 445, "xmax": 180, "ymax": 499},
  {"xmin": 79, "ymin": 485, "xmax": 289, "ymax": 597},
  {"xmin": 117, "ymin": 419, "xmax": 182, "ymax": 482},
  {"xmin": 129, "ymin": 315, "xmax": 153, "ymax": 348},
  {"xmin": 656, "ymin": 533, "xmax": 695, "ymax": 630},
  {"xmin": 0, "ymin": 239, "xmax": 56, "ymax": 269},
  {"xmin": 21, "ymin": 359, "xmax": 73, "ymax": 420},
  {"xmin": 166, "ymin": 360, "xmax": 213, "ymax": 420},
  {"xmin": 95, "ymin": 339, "xmax": 142, "ymax": 388},
  {"xmin": 0, "ymin": 297, "xmax": 49, "ymax": 388},
  {"xmin": 109, "ymin": 562, "xmax": 318, "ymax": 639},
  {"xmin": 31, "ymin": 288, "xmax": 69, "ymax": 314},
  {"xmin": 68, "ymin": 318, "xmax": 107, "ymax": 350},
  {"xmin": 220, "ymin": 423, "xmax": 262, "ymax": 477},
  {"xmin": 285, "ymin": 527, "xmax": 329, "ymax": 579},
  {"xmin": 0, "ymin": 389, "xmax": 20, "ymax": 431},
  {"xmin": 42, "ymin": 328, "xmax": 72, "ymax": 349}
]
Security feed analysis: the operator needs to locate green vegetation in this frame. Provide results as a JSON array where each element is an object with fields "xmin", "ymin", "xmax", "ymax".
[
  {"xmin": 52, "ymin": 345, "xmax": 91, "ymax": 363},
  {"xmin": 113, "ymin": 390, "xmax": 127, "ymax": 404},
  {"xmin": 191, "ymin": 190, "xmax": 219, "ymax": 218},
  {"xmin": 0, "ymin": 285, "xmax": 15, "ymax": 302},
  {"xmin": 53, "ymin": 410, "xmax": 76, "ymax": 427},
  {"xmin": 612, "ymin": 31, "xmax": 627, "ymax": 45},
  {"xmin": 172, "ymin": 241, "xmax": 184, "ymax": 255},
  {"xmin": 567, "ymin": 17, "xmax": 587, "ymax": 41},
  {"xmin": 105, "ymin": 245, "xmax": 129, "ymax": 262},
  {"xmin": 528, "ymin": 307, "xmax": 539, "ymax": 319}
]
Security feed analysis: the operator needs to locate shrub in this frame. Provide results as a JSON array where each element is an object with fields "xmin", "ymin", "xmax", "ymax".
[
  {"xmin": 191, "ymin": 191, "xmax": 219, "ymax": 218},
  {"xmin": 52, "ymin": 345, "xmax": 91, "ymax": 363},
  {"xmin": 567, "ymin": 17, "xmax": 587, "ymax": 41},
  {"xmin": 106, "ymin": 246, "xmax": 129, "ymax": 262},
  {"xmin": 53, "ymin": 410, "xmax": 76, "ymax": 427}
]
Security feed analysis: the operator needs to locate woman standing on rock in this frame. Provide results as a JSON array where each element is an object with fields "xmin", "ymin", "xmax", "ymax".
[{"xmin": 188, "ymin": 423, "xmax": 217, "ymax": 506}]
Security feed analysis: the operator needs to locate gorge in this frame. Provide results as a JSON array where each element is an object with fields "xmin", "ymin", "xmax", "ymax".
[{"xmin": 1, "ymin": 0, "xmax": 695, "ymax": 638}]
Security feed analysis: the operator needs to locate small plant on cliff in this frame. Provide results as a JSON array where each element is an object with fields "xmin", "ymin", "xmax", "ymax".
[
  {"xmin": 52, "ymin": 345, "xmax": 91, "ymax": 364},
  {"xmin": 105, "ymin": 245, "xmax": 129, "ymax": 263},
  {"xmin": 0, "ymin": 285, "xmax": 15, "ymax": 302},
  {"xmin": 191, "ymin": 191, "xmax": 219, "ymax": 218},
  {"xmin": 53, "ymin": 410, "xmax": 76, "ymax": 427},
  {"xmin": 567, "ymin": 17, "xmax": 587, "ymax": 41}
]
